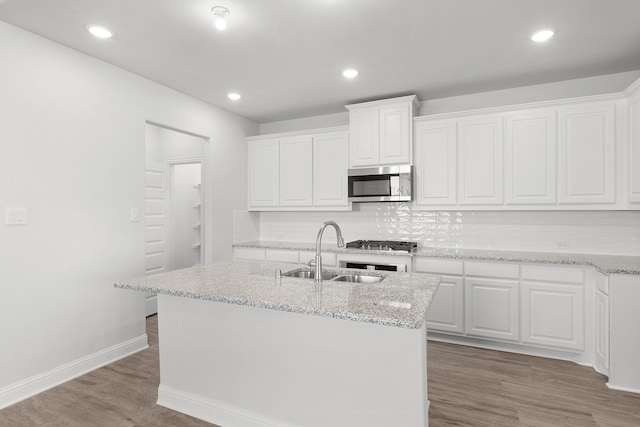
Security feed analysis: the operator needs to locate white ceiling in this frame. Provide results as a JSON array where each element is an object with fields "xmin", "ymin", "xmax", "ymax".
[{"xmin": 1, "ymin": 0, "xmax": 640, "ymax": 124}]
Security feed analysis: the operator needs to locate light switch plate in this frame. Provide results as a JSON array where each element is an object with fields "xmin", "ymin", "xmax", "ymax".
[{"xmin": 6, "ymin": 207, "xmax": 28, "ymax": 225}]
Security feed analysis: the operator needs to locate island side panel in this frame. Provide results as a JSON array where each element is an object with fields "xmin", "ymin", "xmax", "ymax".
[{"xmin": 156, "ymin": 294, "xmax": 429, "ymax": 427}]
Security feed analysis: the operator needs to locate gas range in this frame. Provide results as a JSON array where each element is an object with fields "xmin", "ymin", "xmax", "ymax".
[{"xmin": 345, "ymin": 240, "xmax": 418, "ymax": 253}]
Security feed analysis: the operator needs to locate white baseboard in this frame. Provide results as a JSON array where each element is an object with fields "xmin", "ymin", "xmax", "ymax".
[
  {"xmin": 606, "ymin": 382, "xmax": 640, "ymax": 394},
  {"xmin": 0, "ymin": 334, "xmax": 148, "ymax": 410},
  {"xmin": 158, "ymin": 385, "xmax": 299, "ymax": 427}
]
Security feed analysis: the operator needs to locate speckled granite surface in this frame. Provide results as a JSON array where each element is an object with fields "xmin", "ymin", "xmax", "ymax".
[
  {"xmin": 233, "ymin": 241, "xmax": 640, "ymax": 275},
  {"xmin": 233, "ymin": 240, "xmax": 414, "ymax": 257},
  {"xmin": 413, "ymin": 248, "xmax": 640, "ymax": 275},
  {"xmin": 115, "ymin": 260, "xmax": 440, "ymax": 329}
]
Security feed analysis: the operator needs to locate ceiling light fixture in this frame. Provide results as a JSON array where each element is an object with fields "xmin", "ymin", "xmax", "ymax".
[
  {"xmin": 342, "ymin": 68, "xmax": 359, "ymax": 79},
  {"xmin": 227, "ymin": 92, "xmax": 241, "ymax": 101},
  {"xmin": 87, "ymin": 25, "xmax": 113, "ymax": 39},
  {"xmin": 211, "ymin": 6, "xmax": 230, "ymax": 31},
  {"xmin": 530, "ymin": 29, "xmax": 555, "ymax": 42}
]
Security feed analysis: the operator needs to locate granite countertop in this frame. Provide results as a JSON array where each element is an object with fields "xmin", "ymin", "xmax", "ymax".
[
  {"xmin": 115, "ymin": 260, "xmax": 440, "ymax": 329},
  {"xmin": 233, "ymin": 241, "xmax": 640, "ymax": 275},
  {"xmin": 233, "ymin": 241, "xmax": 414, "ymax": 257}
]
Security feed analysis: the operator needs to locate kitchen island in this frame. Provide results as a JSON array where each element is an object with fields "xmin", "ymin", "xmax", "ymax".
[{"xmin": 115, "ymin": 260, "xmax": 440, "ymax": 427}]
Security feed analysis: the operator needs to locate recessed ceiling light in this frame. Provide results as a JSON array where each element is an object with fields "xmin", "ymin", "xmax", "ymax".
[
  {"xmin": 531, "ymin": 29, "xmax": 554, "ymax": 43},
  {"xmin": 227, "ymin": 93, "xmax": 241, "ymax": 101},
  {"xmin": 87, "ymin": 25, "xmax": 113, "ymax": 39},
  {"xmin": 342, "ymin": 68, "xmax": 359, "ymax": 79}
]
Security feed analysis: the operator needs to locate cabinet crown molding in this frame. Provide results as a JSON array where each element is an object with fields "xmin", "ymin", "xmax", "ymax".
[
  {"xmin": 624, "ymin": 76, "xmax": 640, "ymax": 99},
  {"xmin": 345, "ymin": 95, "xmax": 420, "ymax": 111},
  {"xmin": 414, "ymin": 93, "xmax": 625, "ymax": 123},
  {"xmin": 247, "ymin": 125, "xmax": 349, "ymax": 141}
]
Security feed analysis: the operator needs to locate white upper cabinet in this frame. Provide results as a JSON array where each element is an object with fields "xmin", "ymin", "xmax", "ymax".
[
  {"xmin": 247, "ymin": 128, "xmax": 351, "ymax": 211},
  {"xmin": 412, "ymin": 94, "xmax": 632, "ymax": 210},
  {"xmin": 379, "ymin": 104, "xmax": 412, "ymax": 165},
  {"xmin": 313, "ymin": 132, "xmax": 349, "ymax": 207},
  {"xmin": 279, "ymin": 136, "xmax": 313, "ymax": 206},
  {"xmin": 347, "ymin": 95, "xmax": 418, "ymax": 168},
  {"xmin": 349, "ymin": 108, "xmax": 380, "ymax": 166},
  {"xmin": 414, "ymin": 120, "xmax": 457, "ymax": 205},
  {"xmin": 458, "ymin": 115, "xmax": 504, "ymax": 205},
  {"xmin": 505, "ymin": 110, "xmax": 557, "ymax": 204},
  {"xmin": 558, "ymin": 102, "xmax": 616, "ymax": 204},
  {"xmin": 247, "ymin": 139, "xmax": 279, "ymax": 209},
  {"xmin": 627, "ymin": 79, "xmax": 640, "ymax": 205}
]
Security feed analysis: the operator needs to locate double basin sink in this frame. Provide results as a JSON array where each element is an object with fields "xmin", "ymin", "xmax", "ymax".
[{"xmin": 282, "ymin": 268, "xmax": 384, "ymax": 284}]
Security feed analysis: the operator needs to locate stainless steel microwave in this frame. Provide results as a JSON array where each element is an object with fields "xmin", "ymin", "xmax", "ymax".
[{"xmin": 347, "ymin": 165, "xmax": 412, "ymax": 202}]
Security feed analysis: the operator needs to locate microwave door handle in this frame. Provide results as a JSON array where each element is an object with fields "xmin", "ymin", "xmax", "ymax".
[{"xmin": 390, "ymin": 176, "xmax": 400, "ymax": 196}]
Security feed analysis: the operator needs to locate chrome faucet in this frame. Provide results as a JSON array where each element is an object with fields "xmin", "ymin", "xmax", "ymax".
[{"xmin": 314, "ymin": 221, "xmax": 345, "ymax": 283}]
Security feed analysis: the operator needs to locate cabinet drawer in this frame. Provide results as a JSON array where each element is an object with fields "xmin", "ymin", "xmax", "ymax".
[
  {"xmin": 234, "ymin": 247, "xmax": 266, "ymax": 261},
  {"xmin": 521, "ymin": 265, "xmax": 584, "ymax": 284},
  {"xmin": 265, "ymin": 249, "xmax": 299, "ymax": 263},
  {"xmin": 414, "ymin": 257, "xmax": 463, "ymax": 275},
  {"xmin": 465, "ymin": 261, "xmax": 519, "ymax": 279},
  {"xmin": 299, "ymin": 251, "xmax": 337, "ymax": 267}
]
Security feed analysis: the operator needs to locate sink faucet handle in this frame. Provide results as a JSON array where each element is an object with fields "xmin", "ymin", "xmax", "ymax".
[{"xmin": 307, "ymin": 259, "xmax": 316, "ymax": 267}]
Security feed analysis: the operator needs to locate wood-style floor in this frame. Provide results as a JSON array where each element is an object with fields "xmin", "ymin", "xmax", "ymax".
[{"xmin": 2, "ymin": 315, "xmax": 639, "ymax": 427}]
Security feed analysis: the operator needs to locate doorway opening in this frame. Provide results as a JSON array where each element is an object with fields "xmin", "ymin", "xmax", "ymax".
[{"xmin": 144, "ymin": 122, "xmax": 208, "ymax": 315}]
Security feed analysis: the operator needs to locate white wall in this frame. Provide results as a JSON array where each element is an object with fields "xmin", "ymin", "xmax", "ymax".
[
  {"xmin": 257, "ymin": 71, "xmax": 640, "ymax": 135},
  {"xmin": 0, "ymin": 21, "xmax": 257, "ymax": 406},
  {"xmin": 419, "ymin": 70, "xmax": 640, "ymax": 116},
  {"xmin": 259, "ymin": 111, "xmax": 349, "ymax": 135}
]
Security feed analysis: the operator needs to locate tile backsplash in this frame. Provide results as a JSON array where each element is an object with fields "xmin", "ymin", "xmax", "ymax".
[{"xmin": 235, "ymin": 205, "xmax": 640, "ymax": 256}]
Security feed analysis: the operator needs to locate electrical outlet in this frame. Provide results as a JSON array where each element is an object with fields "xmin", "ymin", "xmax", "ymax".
[
  {"xmin": 130, "ymin": 208, "xmax": 140, "ymax": 222},
  {"xmin": 555, "ymin": 241, "xmax": 570, "ymax": 249},
  {"xmin": 5, "ymin": 207, "xmax": 28, "ymax": 225}
]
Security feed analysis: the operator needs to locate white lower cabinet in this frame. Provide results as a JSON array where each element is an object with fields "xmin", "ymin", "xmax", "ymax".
[
  {"xmin": 595, "ymin": 289, "xmax": 610, "ymax": 374},
  {"xmin": 233, "ymin": 247, "xmax": 266, "ymax": 261},
  {"xmin": 521, "ymin": 264, "xmax": 585, "ymax": 351},
  {"xmin": 465, "ymin": 277, "xmax": 520, "ymax": 342},
  {"xmin": 426, "ymin": 276, "xmax": 464, "ymax": 334},
  {"xmin": 414, "ymin": 258, "xmax": 464, "ymax": 333},
  {"xmin": 521, "ymin": 281, "xmax": 584, "ymax": 351},
  {"xmin": 265, "ymin": 249, "xmax": 300, "ymax": 264},
  {"xmin": 298, "ymin": 250, "xmax": 337, "ymax": 267},
  {"xmin": 593, "ymin": 271, "xmax": 610, "ymax": 375},
  {"xmin": 234, "ymin": 247, "xmax": 337, "ymax": 267}
]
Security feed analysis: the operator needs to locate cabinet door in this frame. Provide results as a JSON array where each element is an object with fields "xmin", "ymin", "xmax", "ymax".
[
  {"xmin": 505, "ymin": 111, "xmax": 557, "ymax": 204},
  {"xmin": 465, "ymin": 277, "xmax": 519, "ymax": 341},
  {"xmin": 595, "ymin": 289, "xmax": 610, "ymax": 373},
  {"xmin": 629, "ymin": 93, "xmax": 640, "ymax": 204},
  {"xmin": 558, "ymin": 103, "xmax": 616, "ymax": 204},
  {"xmin": 248, "ymin": 139, "xmax": 279, "ymax": 208},
  {"xmin": 414, "ymin": 121, "xmax": 457, "ymax": 205},
  {"xmin": 379, "ymin": 104, "xmax": 411, "ymax": 165},
  {"xmin": 458, "ymin": 116, "xmax": 504, "ymax": 205},
  {"xmin": 234, "ymin": 247, "xmax": 266, "ymax": 261},
  {"xmin": 279, "ymin": 136, "xmax": 313, "ymax": 206},
  {"xmin": 349, "ymin": 108, "xmax": 380, "ymax": 167},
  {"xmin": 521, "ymin": 281, "xmax": 584, "ymax": 351},
  {"xmin": 265, "ymin": 249, "xmax": 300, "ymax": 264},
  {"xmin": 313, "ymin": 132, "xmax": 349, "ymax": 207},
  {"xmin": 426, "ymin": 276, "xmax": 464, "ymax": 334}
]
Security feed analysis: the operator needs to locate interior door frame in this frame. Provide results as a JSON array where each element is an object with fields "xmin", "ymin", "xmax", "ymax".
[{"xmin": 145, "ymin": 120, "xmax": 211, "ymax": 265}]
